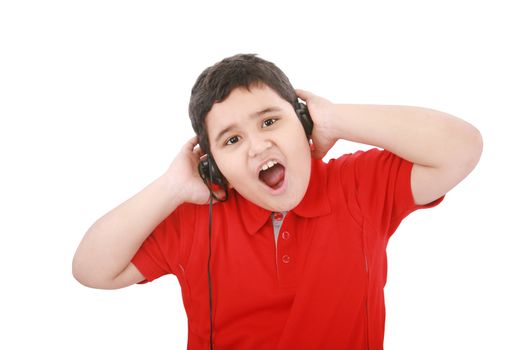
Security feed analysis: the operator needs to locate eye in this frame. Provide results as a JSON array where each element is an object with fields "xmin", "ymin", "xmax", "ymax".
[
  {"xmin": 225, "ymin": 135, "xmax": 239, "ymax": 146},
  {"xmin": 262, "ymin": 118, "xmax": 277, "ymax": 128}
]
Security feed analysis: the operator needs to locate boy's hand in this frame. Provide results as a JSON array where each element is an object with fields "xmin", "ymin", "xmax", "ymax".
[
  {"xmin": 295, "ymin": 89, "xmax": 338, "ymax": 159},
  {"xmin": 164, "ymin": 136, "xmax": 225, "ymax": 205}
]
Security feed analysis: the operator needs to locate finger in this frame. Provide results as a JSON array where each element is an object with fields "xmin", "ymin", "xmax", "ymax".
[
  {"xmin": 311, "ymin": 148, "xmax": 327, "ymax": 160},
  {"xmin": 309, "ymin": 139, "xmax": 326, "ymax": 159},
  {"xmin": 295, "ymin": 89, "xmax": 313, "ymax": 101},
  {"xmin": 184, "ymin": 135, "xmax": 199, "ymax": 152},
  {"xmin": 194, "ymin": 147, "xmax": 206, "ymax": 160},
  {"xmin": 192, "ymin": 143, "xmax": 203, "ymax": 155},
  {"xmin": 188, "ymin": 136, "xmax": 205, "ymax": 158}
]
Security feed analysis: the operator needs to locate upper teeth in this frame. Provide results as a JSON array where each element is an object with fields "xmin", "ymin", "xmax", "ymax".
[{"xmin": 261, "ymin": 160, "xmax": 278, "ymax": 172}]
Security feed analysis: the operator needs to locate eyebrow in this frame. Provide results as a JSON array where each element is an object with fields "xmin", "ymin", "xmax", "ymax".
[{"xmin": 213, "ymin": 106, "xmax": 284, "ymax": 145}]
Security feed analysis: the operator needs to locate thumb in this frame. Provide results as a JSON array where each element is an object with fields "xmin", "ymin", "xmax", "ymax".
[
  {"xmin": 309, "ymin": 140, "xmax": 327, "ymax": 160},
  {"xmin": 311, "ymin": 148, "xmax": 327, "ymax": 160},
  {"xmin": 295, "ymin": 89, "xmax": 314, "ymax": 102}
]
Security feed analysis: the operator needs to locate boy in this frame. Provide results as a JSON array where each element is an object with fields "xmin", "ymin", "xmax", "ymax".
[{"xmin": 73, "ymin": 54, "xmax": 483, "ymax": 349}]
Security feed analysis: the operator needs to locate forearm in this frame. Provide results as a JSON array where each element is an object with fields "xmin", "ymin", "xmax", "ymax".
[
  {"xmin": 72, "ymin": 174, "xmax": 183, "ymax": 287},
  {"xmin": 328, "ymin": 104, "xmax": 482, "ymax": 168}
]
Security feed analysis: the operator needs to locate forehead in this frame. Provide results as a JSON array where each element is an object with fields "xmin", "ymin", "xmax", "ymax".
[{"xmin": 205, "ymin": 84, "xmax": 291, "ymax": 132}]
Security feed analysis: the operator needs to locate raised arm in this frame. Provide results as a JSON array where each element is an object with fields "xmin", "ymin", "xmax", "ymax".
[
  {"xmin": 296, "ymin": 89, "xmax": 483, "ymax": 206},
  {"xmin": 72, "ymin": 136, "xmax": 216, "ymax": 289}
]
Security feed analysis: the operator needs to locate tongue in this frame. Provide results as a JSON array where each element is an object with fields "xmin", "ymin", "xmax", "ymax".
[{"xmin": 259, "ymin": 164, "xmax": 285, "ymax": 189}]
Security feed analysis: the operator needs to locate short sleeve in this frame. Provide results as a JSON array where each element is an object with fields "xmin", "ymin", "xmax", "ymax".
[
  {"xmin": 131, "ymin": 202, "xmax": 195, "ymax": 284},
  {"xmin": 338, "ymin": 148, "xmax": 445, "ymax": 238}
]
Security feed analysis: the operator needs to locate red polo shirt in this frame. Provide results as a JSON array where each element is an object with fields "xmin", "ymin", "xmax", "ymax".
[{"xmin": 131, "ymin": 148, "xmax": 445, "ymax": 349}]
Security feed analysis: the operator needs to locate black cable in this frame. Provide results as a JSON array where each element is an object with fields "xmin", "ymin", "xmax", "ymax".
[{"xmin": 207, "ymin": 164, "xmax": 214, "ymax": 350}]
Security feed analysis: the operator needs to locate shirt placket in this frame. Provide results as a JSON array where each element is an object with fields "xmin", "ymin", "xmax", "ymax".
[{"xmin": 272, "ymin": 212, "xmax": 298, "ymax": 288}]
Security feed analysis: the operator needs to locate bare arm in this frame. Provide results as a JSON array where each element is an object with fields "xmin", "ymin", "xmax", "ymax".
[
  {"xmin": 328, "ymin": 104, "xmax": 482, "ymax": 205},
  {"xmin": 72, "ymin": 174, "xmax": 184, "ymax": 289},
  {"xmin": 295, "ymin": 89, "xmax": 483, "ymax": 206},
  {"xmin": 72, "ymin": 136, "xmax": 217, "ymax": 290}
]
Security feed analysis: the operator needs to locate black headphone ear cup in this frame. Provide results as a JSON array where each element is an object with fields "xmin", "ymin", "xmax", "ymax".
[
  {"xmin": 208, "ymin": 156, "xmax": 226, "ymax": 187},
  {"xmin": 198, "ymin": 155, "xmax": 228, "ymax": 188},
  {"xmin": 295, "ymin": 100, "xmax": 314, "ymax": 137},
  {"xmin": 198, "ymin": 155, "xmax": 229, "ymax": 202},
  {"xmin": 198, "ymin": 156, "xmax": 210, "ymax": 183}
]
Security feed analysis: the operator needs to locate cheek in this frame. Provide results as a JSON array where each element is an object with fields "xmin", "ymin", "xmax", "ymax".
[
  {"xmin": 214, "ymin": 153, "xmax": 245, "ymax": 184},
  {"xmin": 287, "ymin": 133, "xmax": 311, "ymax": 156}
]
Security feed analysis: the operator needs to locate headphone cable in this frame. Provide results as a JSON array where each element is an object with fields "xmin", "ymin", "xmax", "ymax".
[{"xmin": 208, "ymin": 165, "xmax": 214, "ymax": 350}]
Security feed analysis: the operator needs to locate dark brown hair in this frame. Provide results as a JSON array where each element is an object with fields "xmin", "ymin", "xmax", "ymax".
[{"xmin": 188, "ymin": 53, "xmax": 297, "ymax": 155}]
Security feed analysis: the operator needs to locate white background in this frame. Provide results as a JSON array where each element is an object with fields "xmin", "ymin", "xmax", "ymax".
[{"xmin": 1, "ymin": 1, "xmax": 523, "ymax": 349}]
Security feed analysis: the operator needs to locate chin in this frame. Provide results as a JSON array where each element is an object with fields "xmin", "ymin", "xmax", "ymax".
[
  {"xmin": 267, "ymin": 202, "xmax": 294, "ymax": 212},
  {"xmin": 267, "ymin": 190, "xmax": 306, "ymax": 212}
]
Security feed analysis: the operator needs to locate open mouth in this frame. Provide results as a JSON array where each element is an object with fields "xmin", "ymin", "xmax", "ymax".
[{"xmin": 258, "ymin": 163, "xmax": 286, "ymax": 191}]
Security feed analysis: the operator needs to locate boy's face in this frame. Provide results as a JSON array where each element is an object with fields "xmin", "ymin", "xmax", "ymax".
[{"xmin": 206, "ymin": 83, "xmax": 311, "ymax": 212}]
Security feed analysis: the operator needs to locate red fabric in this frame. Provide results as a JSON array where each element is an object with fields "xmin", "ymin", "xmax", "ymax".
[{"xmin": 131, "ymin": 148, "xmax": 445, "ymax": 349}]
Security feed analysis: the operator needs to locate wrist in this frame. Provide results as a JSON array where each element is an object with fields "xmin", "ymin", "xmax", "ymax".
[
  {"xmin": 327, "ymin": 103, "xmax": 359, "ymax": 142},
  {"xmin": 158, "ymin": 173, "xmax": 186, "ymax": 208},
  {"xmin": 321, "ymin": 103, "xmax": 346, "ymax": 141}
]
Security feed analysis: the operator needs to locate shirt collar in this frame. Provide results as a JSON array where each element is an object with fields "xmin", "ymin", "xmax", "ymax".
[{"xmin": 232, "ymin": 156, "xmax": 332, "ymax": 235}]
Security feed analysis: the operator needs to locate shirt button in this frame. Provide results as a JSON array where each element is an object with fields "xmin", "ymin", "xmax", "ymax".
[
  {"xmin": 282, "ymin": 255, "xmax": 291, "ymax": 264},
  {"xmin": 281, "ymin": 231, "xmax": 290, "ymax": 240},
  {"xmin": 273, "ymin": 212, "xmax": 284, "ymax": 221}
]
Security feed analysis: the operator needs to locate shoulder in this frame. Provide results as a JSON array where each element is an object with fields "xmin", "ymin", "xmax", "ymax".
[{"xmin": 324, "ymin": 147, "xmax": 384, "ymax": 179}]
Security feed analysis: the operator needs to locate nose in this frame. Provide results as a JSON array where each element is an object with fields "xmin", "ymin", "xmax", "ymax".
[{"xmin": 248, "ymin": 135, "xmax": 272, "ymax": 158}]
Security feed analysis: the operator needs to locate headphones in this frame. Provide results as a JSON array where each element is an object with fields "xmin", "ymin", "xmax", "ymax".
[{"xmin": 197, "ymin": 99, "xmax": 313, "ymax": 201}]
